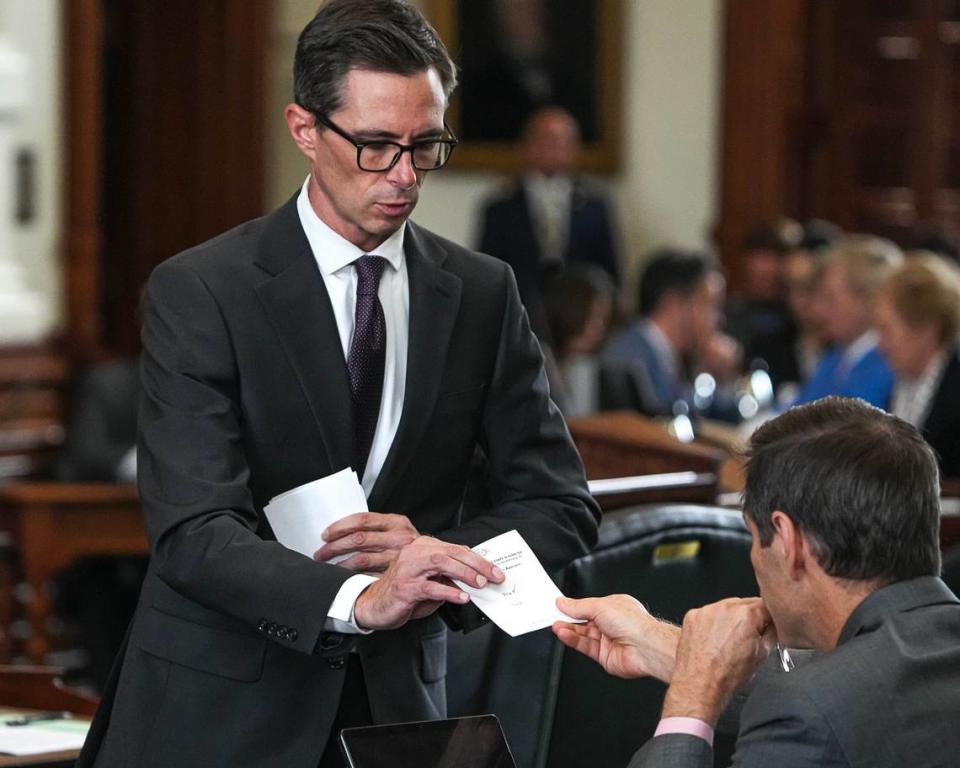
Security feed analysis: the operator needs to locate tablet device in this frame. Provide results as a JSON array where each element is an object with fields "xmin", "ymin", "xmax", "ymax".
[{"xmin": 339, "ymin": 714, "xmax": 517, "ymax": 768}]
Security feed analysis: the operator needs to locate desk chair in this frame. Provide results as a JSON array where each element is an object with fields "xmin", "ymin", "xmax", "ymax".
[{"xmin": 448, "ymin": 503, "xmax": 756, "ymax": 768}]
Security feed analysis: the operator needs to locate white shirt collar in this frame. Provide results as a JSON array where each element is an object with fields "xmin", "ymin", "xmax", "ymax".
[
  {"xmin": 524, "ymin": 173, "xmax": 574, "ymax": 201},
  {"xmin": 296, "ymin": 176, "xmax": 405, "ymax": 275},
  {"xmin": 842, "ymin": 330, "xmax": 879, "ymax": 369}
]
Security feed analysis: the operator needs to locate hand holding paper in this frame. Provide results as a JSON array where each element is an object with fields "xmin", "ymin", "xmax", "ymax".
[
  {"xmin": 316, "ymin": 511, "xmax": 419, "ymax": 572},
  {"xmin": 453, "ymin": 530, "xmax": 584, "ymax": 637},
  {"xmin": 263, "ymin": 468, "xmax": 367, "ymax": 563}
]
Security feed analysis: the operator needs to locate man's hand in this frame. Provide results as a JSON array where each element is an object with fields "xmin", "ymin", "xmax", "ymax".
[
  {"xmin": 663, "ymin": 598, "xmax": 775, "ymax": 727},
  {"xmin": 552, "ymin": 595, "xmax": 680, "ymax": 683},
  {"xmin": 315, "ymin": 512, "xmax": 418, "ymax": 572},
  {"xmin": 352, "ymin": 535, "xmax": 505, "ymax": 631},
  {"xmin": 697, "ymin": 332, "xmax": 742, "ymax": 383}
]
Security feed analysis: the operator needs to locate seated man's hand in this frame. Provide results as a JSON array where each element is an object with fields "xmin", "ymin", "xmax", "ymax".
[
  {"xmin": 663, "ymin": 597, "xmax": 775, "ymax": 727},
  {"xmin": 315, "ymin": 511, "xmax": 418, "ymax": 572},
  {"xmin": 352, "ymin": 535, "xmax": 504, "ymax": 631},
  {"xmin": 552, "ymin": 595, "xmax": 680, "ymax": 683}
]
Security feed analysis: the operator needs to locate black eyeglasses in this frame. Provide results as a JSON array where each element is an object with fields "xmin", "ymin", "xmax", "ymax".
[{"xmin": 312, "ymin": 112, "xmax": 458, "ymax": 172}]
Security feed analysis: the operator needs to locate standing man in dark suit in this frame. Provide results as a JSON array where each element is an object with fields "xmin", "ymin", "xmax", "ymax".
[
  {"xmin": 78, "ymin": 2, "xmax": 599, "ymax": 766},
  {"xmin": 477, "ymin": 107, "xmax": 620, "ymax": 340},
  {"xmin": 555, "ymin": 397, "xmax": 960, "ymax": 767}
]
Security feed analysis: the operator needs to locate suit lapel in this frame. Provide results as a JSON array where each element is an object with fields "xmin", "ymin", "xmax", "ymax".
[
  {"xmin": 368, "ymin": 223, "xmax": 462, "ymax": 510},
  {"xmin": 253, "ymin": 196, "xmax": 356, "ymax": 474}
]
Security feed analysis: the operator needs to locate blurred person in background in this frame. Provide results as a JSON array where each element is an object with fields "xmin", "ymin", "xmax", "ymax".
[
  {"xmin": 763, "ymin": 220, "xmax": 841, "ymax": 402},
  {"xmin": 725, "ymin": 219, "xmax": 801, "ymax": 390},
  {"xmin": 477, "ymin": 106, "xmax": 620, "ymax": 340},
  {"xmin": 602, "ymin": 248, "xmax": 741, "ymax": 422},
  {"xmin": 542, "ymin": 263, "xmax": 617, "ymax": 417},
  {"xmin": 793, "ymin": 236, "xmax": 901, "ymax": 408},
  {"xmin": 875, "ymin": 253, "xmax": 960, "ymax": 479},
  {"xmin": 908, "ymin": 224, "xmax": 960, "ymax": 266}
]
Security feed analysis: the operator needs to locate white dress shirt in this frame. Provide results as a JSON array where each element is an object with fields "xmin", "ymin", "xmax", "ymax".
[
  {"xmin": 891, "ymin": 351, "xmax": 948, "ymax": 428},
  {"xmin": 296, "ymin": 177, "xmax": 410, "ymax": 633},
  {"xmin": 524, "ymin": 173, "xmax": 573, "ymax": 264}
]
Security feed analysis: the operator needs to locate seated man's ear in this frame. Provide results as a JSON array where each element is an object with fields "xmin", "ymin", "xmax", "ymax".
[{"xmin": 770, "ymin": 510, "xmax": 808, "ymax": 580}]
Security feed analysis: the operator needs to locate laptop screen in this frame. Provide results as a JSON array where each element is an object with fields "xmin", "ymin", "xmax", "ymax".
[{"xmin": 339, "ymin": 715, "xmax": 517, "ymax": 768}]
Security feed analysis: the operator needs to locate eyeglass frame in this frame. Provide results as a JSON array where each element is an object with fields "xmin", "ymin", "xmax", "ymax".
[{"xmin": 310, "ymin": 111, "xmax": 459, "ymax": 172}]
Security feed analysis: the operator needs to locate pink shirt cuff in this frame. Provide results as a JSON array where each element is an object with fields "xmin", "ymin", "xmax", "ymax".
[{"xmin": 654, "ymin": 717, "xmax": 715, "ymax": 747}]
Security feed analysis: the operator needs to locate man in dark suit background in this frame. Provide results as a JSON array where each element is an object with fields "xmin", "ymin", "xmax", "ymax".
[
  {"xmin": 78, "ymin": 2, "xmax": 599, "ymax": 766},
  {"xmin": 477, "ymin": 106, "xmax": 620, "ymax": 341},
  {"xmin": 555, "ymin": 396, "xmax": 960, "ymax": 767}
]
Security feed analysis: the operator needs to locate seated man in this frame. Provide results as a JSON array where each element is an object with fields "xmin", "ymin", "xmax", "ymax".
[
  {"xmin": 555, "ymin": 396, "xmax": 960, "ymax": 767},
  {"xmin": 602, "ymin": 248, "xmax": 741, "ymax": 421}
]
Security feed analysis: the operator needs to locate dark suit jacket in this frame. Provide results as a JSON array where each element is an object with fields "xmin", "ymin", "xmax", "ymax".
[
  {"xmin": 921, "ymin": 345, "xmax": 960, "ymax": 480},
  {"xmin": 629, "ymin": 577, "xmax": 960, "ymax": 767},
  {"xmin": 477, "ymin": 181, "xmax": 619, "ymax": 336},
  {"xmin": 78, "ymin": 196, "xmax": 599, "ymax": 768}
]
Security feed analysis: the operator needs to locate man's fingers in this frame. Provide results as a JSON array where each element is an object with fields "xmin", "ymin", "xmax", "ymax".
[
  {"xmin": 406, "ymin": 539, "xmax": 504, "ymax": 586},
  {"xmin": 314, "ymin": 529, "xmax": 415, "ymax": 560},
  {"xmin": 556, "ymin": 596, "xmax": 603, "ymax": 621},
  {"xmin": 334, "ymin": 551, "xmax": 393, "ymax": 572},
  {"xmin": 553, "ymin": 623, "xmax": 602, "ymax": 663},
  {"xmin": 323, "ymin": 512, "xmax": 416, "ymax": 541}
]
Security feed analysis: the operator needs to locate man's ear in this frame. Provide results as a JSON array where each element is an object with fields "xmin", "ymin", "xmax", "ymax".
[
  {"xmin": 285, "ymin": 103, "xmax": 319, "ymax": 159},
  {"xmin": 771, "ymin": 510, "xmax": 806, "ymax": 580}
]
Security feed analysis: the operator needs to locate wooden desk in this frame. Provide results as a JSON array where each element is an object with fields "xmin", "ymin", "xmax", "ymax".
[{"xmin": 0, "ymin": 483, "xmax": 146, "ymax": 663}]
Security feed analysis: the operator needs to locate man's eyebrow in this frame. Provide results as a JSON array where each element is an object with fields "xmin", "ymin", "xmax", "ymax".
[{"xmin": 353, "ymin": 127, "xmax": 446, "ymax": 142}]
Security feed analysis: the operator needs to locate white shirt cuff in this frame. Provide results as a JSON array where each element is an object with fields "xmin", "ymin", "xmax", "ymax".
[{"xmin": 324, "ymin": 573, "xmax": 379, "ymax": 634}]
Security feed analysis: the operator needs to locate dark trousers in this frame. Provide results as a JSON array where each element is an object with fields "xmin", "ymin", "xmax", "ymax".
[{"xmin": 318, "ymin": 655, "xmax": 373, "ymax": 768}]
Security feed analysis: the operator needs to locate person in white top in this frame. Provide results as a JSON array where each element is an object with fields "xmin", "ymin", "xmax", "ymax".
[{"xmin": 874, "ymin": 253, "xmax": 960, "ymax": 478}]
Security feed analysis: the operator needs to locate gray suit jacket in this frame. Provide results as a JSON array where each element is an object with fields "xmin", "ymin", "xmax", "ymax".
[
  {"xmin": 629, "ymin": 577, "xmax": 960, "ymax": 768},
  {"xmin": 78, "ymin": 196, "xmax": 599, "ymax": 768}
]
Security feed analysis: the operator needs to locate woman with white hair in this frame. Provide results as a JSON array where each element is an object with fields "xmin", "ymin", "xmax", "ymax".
[{"xmin": 875, "ymin": 253, "xmax": 960, "ymax": 479}]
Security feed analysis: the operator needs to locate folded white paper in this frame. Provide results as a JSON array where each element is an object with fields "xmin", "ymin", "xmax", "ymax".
[
  {"xmin": 264, "ymin": 468, "xmax": 367, "ymax": 563},
  {"xmin": 454, "ymin": 529, "xmax": 583, "ymax": 637}
]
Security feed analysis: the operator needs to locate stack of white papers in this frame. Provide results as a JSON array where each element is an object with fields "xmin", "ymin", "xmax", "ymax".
[
  {"xmin": 264, "ymin": 468, "xmax": 367, "ymax": 562},
  {"xmin": 0, "ymin": 717, "xmax": 90, "ymax": 756},
  {"xmin": 453, "ymin": 530, "xmax": 584, "ymax": 637}
]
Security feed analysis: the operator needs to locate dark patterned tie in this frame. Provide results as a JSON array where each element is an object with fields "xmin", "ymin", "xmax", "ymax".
[{"xmin": 347, "ymin": 255, "xmax": 387, "ymax": 476}]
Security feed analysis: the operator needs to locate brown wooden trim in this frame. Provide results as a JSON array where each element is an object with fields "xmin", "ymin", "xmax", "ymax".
[{"xmin": 63, "ymin": 0, "xmax": 105, "ymax": 361}]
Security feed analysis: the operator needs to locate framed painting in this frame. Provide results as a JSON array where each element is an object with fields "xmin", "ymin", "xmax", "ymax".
[{"xmin": 428, "ymin": 0, "xmax": 623, "ymax": 174}]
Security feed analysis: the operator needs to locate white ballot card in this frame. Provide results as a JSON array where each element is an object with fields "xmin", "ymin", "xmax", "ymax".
[
  {"xmin": 453, "ymin": 530, "xmax": 584, "ymax": 637},
  {"xmin": 264, "ymin": 468, "xmax": 367, "ymax": 563}
]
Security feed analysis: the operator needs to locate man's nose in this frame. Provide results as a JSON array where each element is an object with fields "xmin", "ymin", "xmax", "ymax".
[{"xmin": 387, "ymin": 150, "xmax": 417, "ymax": 188}]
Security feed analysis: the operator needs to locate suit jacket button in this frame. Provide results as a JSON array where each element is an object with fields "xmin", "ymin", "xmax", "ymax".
[
  {"xmin": 288, "ymin": 629, "xmax": 298, "ymax": 642},
  {"xmin": 320, "ymin": 633, "xmax": 343, "ymax": 650},
  {"xmin": 327, "ymin": 656, "xmax": 346, "ymax": 670}
]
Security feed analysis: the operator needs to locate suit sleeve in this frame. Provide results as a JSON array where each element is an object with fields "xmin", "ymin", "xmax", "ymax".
[
  {"xmin": 725, "ymin": 675, "xmax": 845, "ymax": 768},
  {"xmin": 436, "ymin": 264, "xmax": 601, "ymax": 573},
  {"xmin": 137, "ymin": 258, "xmax": 352, "ymax": 655},
  {"xmin": 628, "ymin": 733, "xmax": 714, "ymax": 768}
]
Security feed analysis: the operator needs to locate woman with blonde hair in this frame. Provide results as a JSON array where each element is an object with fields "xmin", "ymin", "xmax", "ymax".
[{"xmin": 875, "ymin": 253, "xmax": 960, "ymax": 479}]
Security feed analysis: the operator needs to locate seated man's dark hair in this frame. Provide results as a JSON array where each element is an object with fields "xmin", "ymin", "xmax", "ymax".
[
  {"xmin": 637, "ymin": 248, "xmax": 712, "ymax": 317},
  {"xmin": 743, "ymin": 396, "xmax": 941, "ymax": 584}
]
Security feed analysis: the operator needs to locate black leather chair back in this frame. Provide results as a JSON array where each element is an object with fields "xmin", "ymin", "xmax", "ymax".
[
  {"xmin": 448, "ymin": 504, "xmax": 757, "ymax": 768},
  {"xmin": 942, "ymin": 544, "xmax": 960, "ymax": 596}
]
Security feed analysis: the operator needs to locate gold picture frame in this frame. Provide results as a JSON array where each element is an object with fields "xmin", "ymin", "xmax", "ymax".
[{"xmin": 428, "ymin": 0, "xmax": 623, "ymax": 174}]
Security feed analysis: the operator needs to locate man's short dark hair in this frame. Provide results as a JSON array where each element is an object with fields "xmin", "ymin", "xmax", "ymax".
[
  {"xmin": 637, "ymin": 248, "xmax": 711, "ymax": 317},
  {"xmin": 294, "ymin": 0, "xmax": 457, "ymax": 118},
  {"xmin": 743, "ymin": 397, "xmax": 941, "ymax": 584}
]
